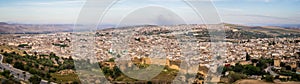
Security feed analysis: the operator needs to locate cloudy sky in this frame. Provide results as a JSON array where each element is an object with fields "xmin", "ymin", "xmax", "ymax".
[{"xmin": 0, "ymin": 0, "xmax": 299, "ymax": 25}]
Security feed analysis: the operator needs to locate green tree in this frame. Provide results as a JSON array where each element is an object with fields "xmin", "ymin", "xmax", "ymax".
[
  {"xmin": 280, "ymin": 62, "xmax": 286, "ymax": 67},
  {"xmin": 13, "ymin": 61, "xmax": 24, "ymax": 70},
  {"xmin": 4, "ymin": 57, "xmax": 13, "ymax": 64},
  {"xmin": 228, "ymin": 72, "xmax": 246, "ymax": 83},
  {"xmin": 34, "ymin": 52, "xmax": 37, "ymax": 56},
  {"xmin": 45, "ymin": 73, "xmax": 51, "ymax": 79},
  {"xmin": 112, "ymin": 66, "xmax": 122, "ymax": 78},
  {"xmin": 251, "ymin": 59, "xmax": 258, "ymax": 63},
  {"xmin": 50, "ymin": 52, "xmax": 56, "ymax": 57},
  {"xmin": 244, "ymin": 65, "xmax": 261, "ymax": 75},
  {"xmin": 265, "ymin": 75, "xmax": 274, "ymax": 82},
  {"xmin": 285, "ymin": 66, "xmax": 292, "ymax": 70},
  {"xmin": 102, "ymin": 67, "xmax": 112, "ymax": 76},
  {"xmin": 234, "ymin": 63, "xmax": 243, "ymax": 72},
  {"xmin": 23, "ymin": 51, "xmax": 28, "ymax": 55},
  {"xmin": 29, "ymin": 68, "xmax": 38, "ymax": 74},
  {"xmin": 1, "ymin": 70, "xmax": 12, "ymax": 78},
  {"xmin": 29, "ymin": 75, "xmax": 41, "ymax": 84}
]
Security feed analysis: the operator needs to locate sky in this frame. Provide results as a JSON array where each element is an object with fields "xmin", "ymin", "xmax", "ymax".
[{"xmin": 0, "ymin": 0, "xmax": 300, "ymax": 25}]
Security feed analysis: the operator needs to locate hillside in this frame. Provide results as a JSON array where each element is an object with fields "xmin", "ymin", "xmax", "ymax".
[
  {"xmin": 0, "ymin": 22, "xmax": 73, "ymax": 34},
  {"xmin": 224, "ymin": 23, "xmax": 300, "ymax": 39},
  {"xmin": 1, "ymin": 22, "xmax": 300, "ymax": 37}
]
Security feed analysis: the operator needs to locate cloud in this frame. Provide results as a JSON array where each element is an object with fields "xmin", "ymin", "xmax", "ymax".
[
  {"xmin": 16, "ymin": 0, "xmax": 85, "ymax": 6},
  {"xmin": 264, "ymin": 0, "xmax": 270, "ymax": 2},
  {"xmin": 219, "ymin": 8, "xmax": 243, "ymax": 12}
]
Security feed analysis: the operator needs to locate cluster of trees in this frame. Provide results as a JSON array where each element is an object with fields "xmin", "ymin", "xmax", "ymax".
[
  {"xmin": 2, "ymin": 51, "xmax": 75, "ymax": 83},
  {"xmin": 52, "ymin": 43, "xmax": 68, "ymax": 48},
  {"xmin": 222, "ymin": 58, "xmax": 275, "ymax": 83},
  {"xmin": 0, "ymin": 70, "xmax": 21, "ymax": 84},
  {"xmin": 187, "ymin": 29, "xmax": 276, "ymax": 39},
  {"xmin": 0, "ymin": 70, "xmax": 12, "ymax": 79},
  {"xmin": 278, "ymin": 70, "xmax": 300, "ymax": 81},
  {"xmin": 225, "ymin": 30, "xmax": 273, "ymax": 39},
  {"xmin": 28, "ymin": 75, "xmax": 41, "ymax": 84},
  {"xmin": 141, "ymin": 29, "xmax": 172, "ymax": 36},
  {"xmin": 102, "ymin": 66, "xmax": 122, "ymax": 80},
  {"xmin": 17, "ymin": 44, "xmax": 29, "ymax": 48},
  {"xmin": 223, "ymin": 58, "xmax": 273, "ymax": 75},
  {"xmin": 222, "ymin": 57, "xmax": 300, "ymax": 83},
  {"xmin": 223, "ymin": 63, "xmax": 266, "ymax": 76}
]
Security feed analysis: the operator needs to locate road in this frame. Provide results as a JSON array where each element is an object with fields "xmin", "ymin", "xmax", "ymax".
[{"xmin": 0, "ymin": 54, "xmax": 32, "ymax": 81}]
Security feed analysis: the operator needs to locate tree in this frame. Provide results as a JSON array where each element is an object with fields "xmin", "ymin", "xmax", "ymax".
[
  {"xmin": 257, "ymin": 59, "xmax": 269, "ymax": 69},
  {"xmin": 234, "ymin": 63, "xmax": 243, "ymax": 72},
  {"xmin": 1, "ymin": 70, "xmax": 12, "ymax": 78},
  {"xmin": 265, "ymin": 75, "xmax": 274, "ymax": 82},
  {"xmin": 11, "ymin": 52, "xmax": 16, "ymax": 55},
  {"xmin": 4, "ymin": 57, "xmax": 13, "ymax": 64},
  {"xmin": 280, "ymin": 62, "xmax": 286, "ymax": 67},
  {"xmin": 24, "ymin": 64, "xmax": 30, "ymax": 71},
  {"xmin": 23, "ymin": 72, "xmax": 26, "ymax": 80},
  {"xmin": 112, "ymin": 66, "xmax": 122, "ymax": 78},
  {"xmin": 23, "ymin": 51, "xmax": 28, "ymax": 55},
  {"xmin": 29, "ymin": 68, "xmax": 38, "ymax": 74},
  {"xmin": 244, "ymin": 65, "xmax": 261, "ymax": 75},
  {"xmin": 108, "ymin": 58, "xmax": 115, "ymax": 62},
  {"xmin": 68, "ymin": 56, "xmax": 73, "ymax": 60},
  {"xmin": 50, "ymin": 52, "xmax": 56, "ymax": 57},
  {"xmin": 13, "ymin": 62, "xmax": 24, "ymax": 70},
  {"xmin": 29, "ymin": 75, "xmax": 41, "ymax": 84},
  {"xmin": 285, "ymin": 65, "xmax": 291, "ymax": 70},
  {"xmin": 102, "ymin": 67, "xmax": 112, "ymax": 76},
  {"xmin": 251, "ymin": 59, "xmax": 258, "ymax": 63},
  {"xmin": 228, "ymin": 72, "xmax": 246, "ymax": 83},
  {"xmin": 34, "ymin": 52, "xmax": 37, "ymax": 56},
  {"xmin": 45, "ymin": 73, "xmax": 51, "ymax": 79},
  {"xmin": 246, "ymin": 52, "xmax": 251, "ymax": 61}
]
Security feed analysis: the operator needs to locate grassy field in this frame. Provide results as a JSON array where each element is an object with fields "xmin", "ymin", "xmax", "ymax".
[
  {"xmin": 50, "ymin": 73, "xmax": 80, "ymax": 83},
  {"xmin": 0, "ymin": 45, "xmax": 25, "ymax": 56}
]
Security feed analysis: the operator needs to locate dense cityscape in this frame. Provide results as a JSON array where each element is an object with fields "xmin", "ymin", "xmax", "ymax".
[{"xmin": 0, "ymin": 23, "xmax": 299, "ymax": 84}]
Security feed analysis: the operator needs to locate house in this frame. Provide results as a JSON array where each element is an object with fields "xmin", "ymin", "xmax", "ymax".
[{"xmin": 274, "ymin": 58, "xmax": 281, "ymax": 67}]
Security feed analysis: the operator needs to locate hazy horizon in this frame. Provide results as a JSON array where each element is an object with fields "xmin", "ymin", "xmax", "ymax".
[{"xmin": 0, "ymin": 0, "xmax": 300, "ymax": 25}]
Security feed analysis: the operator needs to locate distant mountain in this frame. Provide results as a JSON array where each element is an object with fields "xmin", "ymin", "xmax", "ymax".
[
  {"xmin": 1, "ymin": 22, "xmax": 300, "ymax": 36},
  {"xmin": 274, "ymin": 24, "xmax": 300, "ymax": 29},
  {"xmin": 244, "ymin": 23, "xmax": 300, "ymax": 29},
  {"xmin": 0, "ymin": 22, "xmax": 121, "ymax": 34},
  {"xmin": 0, "ymin": 23, "xmax": 74, "ymax": 34},
  {"xmin": 0, "ymin": 22, "xmax": 8, "ymax": 25}
]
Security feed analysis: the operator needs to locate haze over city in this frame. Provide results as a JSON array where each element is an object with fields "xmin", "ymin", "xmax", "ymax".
[{"xmin": 0, "ymin": 0, "xmax": 299, "ymax": 25}]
